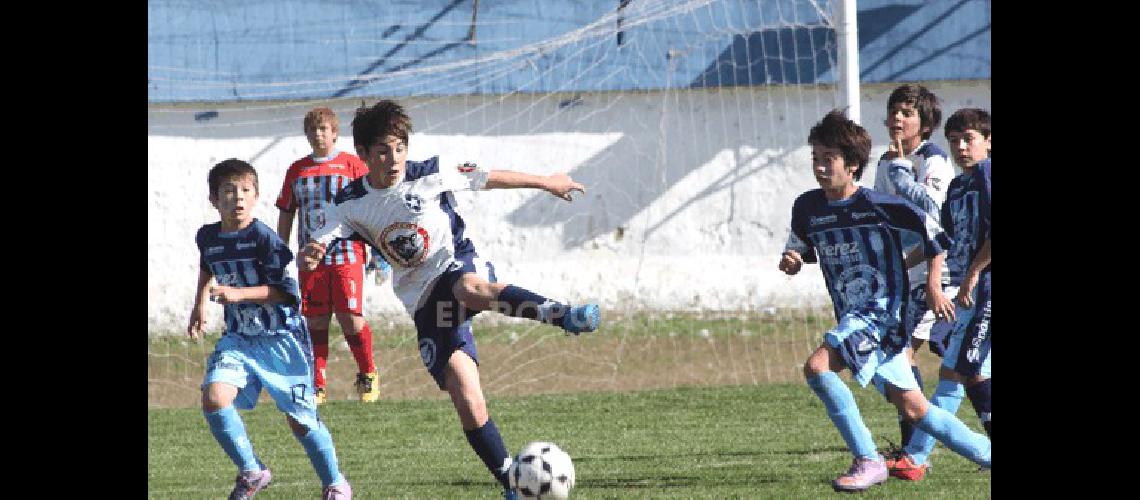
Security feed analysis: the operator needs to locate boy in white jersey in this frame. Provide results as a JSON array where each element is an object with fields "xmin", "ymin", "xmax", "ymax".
[
  {"xmin": 300, "ymin": 100, "xmax": 600, "ymax": 499},
  {"xmin": 873, "ymin": 84, "xmax": 957, "ymax": 451},
  {"xmin": 188, "ymin": 159, "xmax": 351, "ymax": 499}
]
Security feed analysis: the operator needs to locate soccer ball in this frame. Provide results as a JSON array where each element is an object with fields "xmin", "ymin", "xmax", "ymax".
[{"xmin": 508, "ymin": 441, "xmax": 575, "ymax": 498}]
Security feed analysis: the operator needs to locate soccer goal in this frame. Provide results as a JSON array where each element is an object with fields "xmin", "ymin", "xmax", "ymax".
[{"xmin": 150, "ymin": 0, "xmax": 864, "ymax": 408}]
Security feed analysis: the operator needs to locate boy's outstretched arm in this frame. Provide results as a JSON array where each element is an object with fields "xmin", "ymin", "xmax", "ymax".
[
  {"xmin": 188, "ymin": 268, "xmax": 213, "ymax": 339},
  {"xmin": 954, "ymin": 238, "xmax": 991, "ymax": 308},
  {"xmin": 484, "ymin": 171, "xmax": 585, "ymax": 201}
]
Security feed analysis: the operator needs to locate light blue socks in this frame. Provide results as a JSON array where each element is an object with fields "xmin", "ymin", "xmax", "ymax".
[
  {"xmin": 296, "ymin": 422, "xmax": 345, "ymax": 487},
  {"xmin": 905, "ymin": 379, "xmax": 965, "ymax": 464},
  {"xmin": 204, "ymin": 406, "xmax": 261, "ymax": 473},
  {"xmin": 913, "ymin": 403, "xmax": 991, "ymax": 468},
  {"xmin": 807, "ymin": 372, "xmax": 879, "ymax": 460}
]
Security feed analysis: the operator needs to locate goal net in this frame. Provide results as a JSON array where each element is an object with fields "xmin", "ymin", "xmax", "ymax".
[{"xmin": 149, "ymin": 0, "xmax": 853, "ymax": 408}]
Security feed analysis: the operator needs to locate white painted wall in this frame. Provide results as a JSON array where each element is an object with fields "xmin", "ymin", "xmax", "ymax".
[{"xmin": 148, "ymin": 80, "xmax": 990, "ymax": 333}]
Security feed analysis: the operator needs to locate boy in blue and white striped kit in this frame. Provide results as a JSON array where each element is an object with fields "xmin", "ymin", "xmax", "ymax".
[
  {"xmin": 780, "ymin": 110, "xmax": 990, "ymax": 493},
  {"xmin": 188, "ymin": 159, "xmax": 351, "ymax": 500}
]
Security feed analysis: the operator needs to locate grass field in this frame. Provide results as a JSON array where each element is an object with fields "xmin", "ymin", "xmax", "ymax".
[{"xmin": 148, "ymin": 384, "xmax": 989, "ymax": 498}]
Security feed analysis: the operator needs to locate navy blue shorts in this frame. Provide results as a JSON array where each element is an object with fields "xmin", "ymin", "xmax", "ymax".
[
  {"xmin": 943, "ymin": 273, "xmax": 991, "ymax": 378},
  {"xmin": 905, "ymin": 285, "xmax": 957, "ymax": 357},
  {"xmin": 413, "ymin": 255, "xmax": 498, "ymax": 390}
]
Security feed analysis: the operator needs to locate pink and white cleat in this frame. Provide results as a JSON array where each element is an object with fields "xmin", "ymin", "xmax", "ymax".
[
  {"xmin": 832, "ymin": 456, "xmax": 888, "ymax": 492},
  {"xmin": 323, "ymin": 481, "xmax": 352, "ymax": 500}
]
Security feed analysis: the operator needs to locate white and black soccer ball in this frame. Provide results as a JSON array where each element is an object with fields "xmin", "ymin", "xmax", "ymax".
[{"xmin": 508, "ymin": 441, "xmax": 575, "ymax": 499}]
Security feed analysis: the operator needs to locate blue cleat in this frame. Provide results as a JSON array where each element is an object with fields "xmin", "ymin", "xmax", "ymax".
[
  {"xmin": 503, "ymin": 488, "xmax": 519, "ymax": 500},
  {"xmin": 563, "ymin": 304, "xmax": 601, "ymax": 335}
]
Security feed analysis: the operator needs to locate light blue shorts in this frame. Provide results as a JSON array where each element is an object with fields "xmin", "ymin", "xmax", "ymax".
[
  {"xmin": 202, "ymin": 332, "xmax": 321, "ymax": 430},
  {"xmin": 825, "ymin": 312, "xmax": 919, "ymax": 393}
]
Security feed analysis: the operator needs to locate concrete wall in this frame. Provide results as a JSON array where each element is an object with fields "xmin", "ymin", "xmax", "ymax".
[{"xmin": 147, "ymin": 79, "xmax": 990, "ymax": 333}]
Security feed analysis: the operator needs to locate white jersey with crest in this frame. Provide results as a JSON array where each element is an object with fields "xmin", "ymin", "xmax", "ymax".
[
  {"xmin": 309, "ymin": 157, "xmax": 489, "ymax": 314},
  {"xmin": 872, "ymin": 140, "xmax": 954, "ymax": 289}
]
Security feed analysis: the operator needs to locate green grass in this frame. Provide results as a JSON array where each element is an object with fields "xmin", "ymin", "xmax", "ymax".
[{"xmin": 148, "ymin": 384, "xmax": 989, "ymax": 498}]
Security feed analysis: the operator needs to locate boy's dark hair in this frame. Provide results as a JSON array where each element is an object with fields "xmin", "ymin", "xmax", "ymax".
[
  {"xmin": 808, "ymin": 109, "xmax": 872, "ymax": 180},
  {"xmin": 352, "ymin": 100, "xmax": 412, "ymax": 152},
  {"xmin": 208, "ymin": 159, "xmax": 259, "ymax": 197},
  {"xmin": 304, "ymin": 107, "xmax": 339, "ymax": 133},
  {"xmin": 944, "ymin": 108, "xmax": 991, "ymax": 139},
  {"xmin": 887, "ymin": 84, "xmax": 941, "ymax": 140}
]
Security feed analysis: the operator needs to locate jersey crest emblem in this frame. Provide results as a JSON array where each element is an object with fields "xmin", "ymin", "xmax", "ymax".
[
  {"xmin": 836, "ymin": 264, "xmax": 888, "ymax": 312},
  {"xmin": 403, "ymin": 193, "xmax": 424, "ymax": 214},
  {"xmin": 308, "ymin": 208, "xmax": 327, "ymax": 231},
  {"xmin": 380, "ymin": 222, "xmax": 431, "ymax": 267},
  {"xmin": 457, "ymin": 161, "xmax": 477, "ymax": 173}
]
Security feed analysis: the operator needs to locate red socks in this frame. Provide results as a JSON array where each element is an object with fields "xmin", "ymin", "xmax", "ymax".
[
  {"xmin": 344, "ymin": 323, "xmax": 376, "ymax": 374},
  {"xmin": 310, "ymin": 327, "xmax": 330, "ymax": 389}
]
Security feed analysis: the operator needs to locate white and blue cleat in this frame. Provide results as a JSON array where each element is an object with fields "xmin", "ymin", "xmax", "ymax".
[{"xmin": 563, "ymin": 304, "xmax": 601, "ymax": 335}]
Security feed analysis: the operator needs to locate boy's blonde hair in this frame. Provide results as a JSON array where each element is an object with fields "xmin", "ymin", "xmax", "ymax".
[{"xmin": 304, "ymin": 107, "xmax": 339, "ymax": 133}]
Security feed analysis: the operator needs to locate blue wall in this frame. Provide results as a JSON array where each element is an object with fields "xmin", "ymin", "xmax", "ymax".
[{"xmin": 148, "ymin": 0, "xmax": 989, "ymax": 102}]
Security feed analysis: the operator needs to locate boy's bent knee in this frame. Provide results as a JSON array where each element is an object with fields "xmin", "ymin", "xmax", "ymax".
[
  {"xmin": 334, "ymin": 312, "xmax": 365, "ymax": 333},
  {"xmin": 201, "ymin": 383, "xmax": 238, "ymax": 412},
  {"xmin": 887, "ymin": 387, "xmax": 928, "ymax": 421},
  {"xmin": 285, "ymin": 414, "xmax": 310, "ymax": 436},
  {"xmin": 938, "ymin": 366, "xmax": 962, "ymax": 382},
  {"xmin": 306, "ymin": 314, "xmax": 332, "ymax": 330},
  {"xmin": 803, "ymin": 344, "xmax": 839, "ymax": 379},
  {"xmin": 802, "ymin": 359, "xmax": 821, "ymax": 380}
]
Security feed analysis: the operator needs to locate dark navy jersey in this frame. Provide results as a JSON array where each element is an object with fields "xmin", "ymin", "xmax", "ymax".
[
  {"xmin": 940, "ymin": 158, "xmax": 991, "ymax": 283},
  {"xmin": 785, "ymin": 187, "xmax": 950, "ymax": 348},
  {"xmin": 196, "ymin": 219, "xmax": 306, "ymax": 337}
]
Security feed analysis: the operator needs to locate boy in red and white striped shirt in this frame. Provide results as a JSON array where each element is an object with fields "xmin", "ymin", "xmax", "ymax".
[{"xmin": 276, "ymin": 107, "xmax": 383, "ymax": 404}]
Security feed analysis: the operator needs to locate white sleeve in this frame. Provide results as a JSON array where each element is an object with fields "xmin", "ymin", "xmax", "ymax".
[
  {"xmin": 308, "ymin": 201, "xmax": 354, "ymax": 247},
  {"xmin": 418, "ymin": 168, "xmax": 490, "ymax": 198},
  {"xmin": 919, "ymin": 154, "xmax": 955, "ymax": 210},
  {"xmin": 872, "ymin": 157, "xmax": 893, "ymax": 193}
]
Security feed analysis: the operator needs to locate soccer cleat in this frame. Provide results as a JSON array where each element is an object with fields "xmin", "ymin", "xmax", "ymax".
[
  {"xmin": 355, "ymin": 372, "xmax": 380, "ymax": 402},
  {"xmin": 832, "ymin": 457, "xmax": 888, "ymax": 493},
  {"xmin": 882, "ymin": 440, "xmax": 903, "ymax": 469},
  {"xmin": 228, "ymin": 468, "xmax": 272, "ymax": 500},
  {"xmin": 322, "ymin": 481, "xmax": 352, "ymax": 500},
  {"xmin": 315, "ymin": 387, "xmax": 327, "ymax": 405},
  {"xmin": 886, "ymin": 452, "xmax": 928, "ymax": 481},
  {"xmin": 502, "ymin": 488, "xmax": 519, "ymax": 500},
  {"xmin": 563, "ymin": 304, "xmax": 601, "ymax": 335}
]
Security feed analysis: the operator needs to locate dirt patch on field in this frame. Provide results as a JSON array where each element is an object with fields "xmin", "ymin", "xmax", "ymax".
[{"xmin": 149, "ymin": 314, "xmax": 948, "ymax": 408}]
